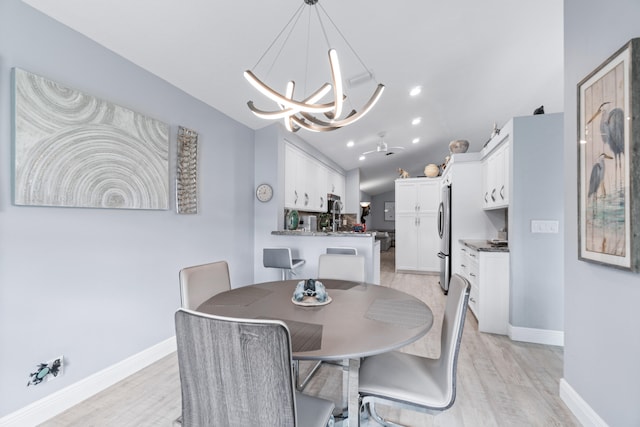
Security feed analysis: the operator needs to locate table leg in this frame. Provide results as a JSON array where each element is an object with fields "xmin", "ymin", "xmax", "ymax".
[{"xmin": 340, "ymin": 358, "xmax": 360, "ymax": 427}]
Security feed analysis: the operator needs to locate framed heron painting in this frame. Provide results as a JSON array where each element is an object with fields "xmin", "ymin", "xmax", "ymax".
[{"xmin": 578, "ymin": 38, "xmax": 640, "ymax": 271}]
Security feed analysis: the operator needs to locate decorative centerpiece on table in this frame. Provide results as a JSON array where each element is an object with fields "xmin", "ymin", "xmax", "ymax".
[{"xmin": 292, "ymin": 279, "xmax": 331, "ymax": 306}]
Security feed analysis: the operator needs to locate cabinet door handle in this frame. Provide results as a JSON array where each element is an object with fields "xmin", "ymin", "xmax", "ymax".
[
  {"xmin": 304, "ymin": 193, "xmax": 309, "ymax": 206},
  {"xmin": 470, "ymin": 253, "xmax": 477, "ymax": 258},
  {"xmin": 500, "ymin": 185, "xmax": 505, "ymax": 200},
  {"xmin": 470, "ymin": 297, "xmax": 476, "ymax": 303},
  {"xmin": 491, "ymin": 188, "xmax": 496, "ymax": 202},
  {"xmin": 461, "ymin": 264, "xmax": 466, "ymax": 268},
  {"xmin": 294, "ymin": 190, "xmax": 298, "ymax": 204},
  {"xmin": 320, "ymin": 196, "xmax": 324, "ymax": 208},
  {"xmin": 484, "ymin": 192, "xmax": 489, "ymax": 203},
  {"xmin": 470, "ymin": 273, "xmax": 476, "ymax": 277}
]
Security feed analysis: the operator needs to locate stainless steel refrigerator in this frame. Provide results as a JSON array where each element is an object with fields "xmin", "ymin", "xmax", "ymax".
[{"xmin": 437, "ymin": 183, "xmax": 451, "ymax": 294}]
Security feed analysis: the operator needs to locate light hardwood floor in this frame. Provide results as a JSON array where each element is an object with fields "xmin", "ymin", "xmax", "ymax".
[{"xmin": 41, "ymin": 248, "xmax": 580, "ymax": 426}]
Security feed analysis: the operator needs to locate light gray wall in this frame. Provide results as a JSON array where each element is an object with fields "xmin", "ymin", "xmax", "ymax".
[
  {"xmin": 0, "ymin": 0, "xmax": 255, "ymax": 416},
  {"xmin": 564, "ymin": 1, "xmax": 640, "ymax": 425},
  {"xmin": 509, "ymin": 113, "xmax": 564, "ymax": 331},
  {"xmin": 369, "ymin": 190, "xmax": 395, "ymax": 231}
]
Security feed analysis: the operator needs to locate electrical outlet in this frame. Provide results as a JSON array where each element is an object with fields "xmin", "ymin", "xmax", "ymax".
[
  {"xmin": 27, "ymin": 356, "xmax": 64, "ymax": 386},
  {"xmin": 531, "ymin": 220, "xmax": 559, "ymax": 234}
]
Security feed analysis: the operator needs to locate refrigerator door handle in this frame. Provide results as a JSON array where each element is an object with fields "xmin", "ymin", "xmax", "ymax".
[
  {"xmin": 437, "ymin": 251, "xmax": 446, "ymax": 259},
  {"xmin": 437, "ymin": 202, "xmax": 444, "ymax": 238}
]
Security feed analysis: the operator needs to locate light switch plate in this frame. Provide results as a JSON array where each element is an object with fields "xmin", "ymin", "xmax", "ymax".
[{"xmin": 531, "ymin": 220, "xmax": 559, "ymax": 233}]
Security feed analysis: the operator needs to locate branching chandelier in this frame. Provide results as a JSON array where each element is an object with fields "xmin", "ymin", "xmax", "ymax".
[{"xmin": 244, "ymin": 0, "xmax": 384, "ymax": 132}]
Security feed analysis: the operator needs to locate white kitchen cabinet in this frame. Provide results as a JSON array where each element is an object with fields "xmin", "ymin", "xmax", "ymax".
[
  {"xmin": 285, "ymin": 143, "xmax": 344, "ymax": 212},
  {"xmin": 459, "ymin": 244, "xmax": 509, "ymax": 335},
  {"xmin": 284, "ymin": 144, "xmax": 303, "ymax": 209},
  {"xmin": 327, "ymin": 168, "xmax": 345, "ymax": 200},
  {"xmin": 482, "ymin": 136, "xmax": 510, "ymax": 209},
  {"xmin": 395, "ymin": 178, "xmax": 440, "ymax": 272}
]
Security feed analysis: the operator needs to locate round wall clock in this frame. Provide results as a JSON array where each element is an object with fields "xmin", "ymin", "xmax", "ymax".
[{"xmin": 256, "ymin": 183, "xmax": 273, "ymax": 202}]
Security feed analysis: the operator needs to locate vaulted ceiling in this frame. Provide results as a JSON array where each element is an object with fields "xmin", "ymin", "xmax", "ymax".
[{"xmin": 21, "ymin": 0, "xmax": 564, "ymax": 195}]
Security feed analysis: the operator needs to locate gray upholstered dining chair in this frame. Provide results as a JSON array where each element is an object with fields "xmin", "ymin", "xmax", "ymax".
[
  {"xmin": 358, "ymin": 274, "xmax": 471, "ymax": 426},
  {"xmin": 263, "ymin": 247, "xmax": 306, "ymax": 280},
  {"xmin": 317, "ymin": 254, "xmax": 365, "ymax": 282},
  {"xmin": 174, "ymin": 309, "xmax": 335, "ymax": 427},
  {"xmin": 179, "ymin": 260, "xmax": 231, "ymax": 310}
]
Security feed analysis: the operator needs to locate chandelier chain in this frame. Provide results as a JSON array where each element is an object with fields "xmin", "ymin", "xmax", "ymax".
[
  {"xmin": 251, "ymin": 3, "xmax": 305, "ymax": 72},
  {"xmin": 317, "ymin": 3, "xmax": 376, "ymax": 82}
]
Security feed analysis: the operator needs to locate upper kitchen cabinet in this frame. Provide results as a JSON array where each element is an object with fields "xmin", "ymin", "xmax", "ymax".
[
  {"xmin": 395, "ymin": 178, "xmax": 441, "ymax": 272},
  {"xmin": 482, "ymin": 133, "xmax": 510, "ymax": 209},
  {"xmin": 284, "ymin": 142, "xmax": 344, "ymax": 212},
  {"xmin": 327, "ymin": 168, "xmax": 345, "ymax": 200}
]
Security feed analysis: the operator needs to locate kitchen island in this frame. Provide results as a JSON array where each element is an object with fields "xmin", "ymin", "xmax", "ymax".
[{"xmin": 263, "ymin": 230, "xmax": 381, "ymax": 284}]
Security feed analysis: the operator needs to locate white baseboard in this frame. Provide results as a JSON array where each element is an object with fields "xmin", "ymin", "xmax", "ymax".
[
  {"xmin": 508, "ymin": 324, "xmax": 564, "ymax": 346},
  {"xmin": 0, "ymin": 337, "xmax": 177, "ymax": 427},
  {"xmin": 559, "ymin": 378, "xmax": 609, "ymax": 427}
]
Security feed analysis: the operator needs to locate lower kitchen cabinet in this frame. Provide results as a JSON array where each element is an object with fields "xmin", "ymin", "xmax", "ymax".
[
  {"xmin": 459, "ymin": 245, "xmax": 509, "ymax": 335},
  {"xmin": 395, "ymin": 211, "xmax": 439, "ymax": 272}
]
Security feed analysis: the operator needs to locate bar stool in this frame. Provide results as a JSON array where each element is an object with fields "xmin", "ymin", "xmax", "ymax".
[
  {"xmin": 263, "ymin": 248, "xmax": 305, "ymax": 280},
  {"xmin": 326, "ymin": 247, "xmax": 357, "ymax": 255}
]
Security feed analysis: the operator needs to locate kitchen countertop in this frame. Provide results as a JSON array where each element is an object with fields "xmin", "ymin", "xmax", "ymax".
[
  {"xmin": 459, "ymin": 239, "xmax": 510, "ymax": 253},
  {"xmin": 272, "ymin": 230, "xmax": 374, "ymax": 237}
]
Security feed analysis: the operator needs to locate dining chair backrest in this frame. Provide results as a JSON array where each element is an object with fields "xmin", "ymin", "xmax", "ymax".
[
  {"xmin": 437, "ymin": 273, "xmax": 470, "ymax": 406},
  {"xmin": 317, "ymin": 254, "xmax": 366, "ymax": 282},
  {"xmin": 179, "ymin": 260, "xmax": 231, "ymax": 310},
  {"xmin": 174, "ymin": 309, "xmax": 333, "ymax": 427},
  {"xmin": 358, "ymin": 274, "xmax": 470, "ymax": 422}
]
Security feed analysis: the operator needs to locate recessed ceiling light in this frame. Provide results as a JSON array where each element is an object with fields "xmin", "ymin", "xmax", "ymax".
[
  {"xmin": 409, "ymin": 86, "xmax": 422, "ymax": 97},
  {"xmin": 412, "ymin": 137, "xmax": 420, "ymax": 144},
  {"xmin": 359, "ymin": 155, "xmax": 366, "ymax": 161},
  {"xmin": 412, "ymin": 117, "xmax": 422, "ymax": 126},
  {"xmin": 347, "ymin": 140, "xmax": 355, "ymax": 147}
]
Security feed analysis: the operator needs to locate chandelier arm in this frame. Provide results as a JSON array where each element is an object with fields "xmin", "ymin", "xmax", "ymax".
[
  {"xmin": 244, "ymin": 70, "xmax": 336, "ymax": 113},
  {"xmin": 325, "ymin": 84, "xmax": 385, "ymax": 127},
  {"xmin": 247, "ymin": 79, "xmax": 342, "ymax": 120},
  {"xmin": 290, "ymin": 115, "xmax": 339, "ymax": 132},
  {"xmin": 324, "ymin": 49, "xmax": 344, "ymax": 119},
  {"xmin": 297, "ymin": 83, "xmax": 383, "ymax": 128},
  {"xmin": 283, "ymin": 81, "xmax": 299, "ymax": 132},
  {"xmin": 248, "ymin": 102, "xmax": 299, "ymax": 120},
  {"xmin": 287, "ymin": 116, "xmax": 301, "ymax": 132},
  {"xmin": 299, "ymin": 109, "xmax": 356, "ymax": 127}
]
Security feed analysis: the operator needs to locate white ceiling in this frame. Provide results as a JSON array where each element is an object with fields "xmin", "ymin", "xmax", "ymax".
[{"xmin": 21, "ymin": 0, "xmax": 564, "ymax": 196}]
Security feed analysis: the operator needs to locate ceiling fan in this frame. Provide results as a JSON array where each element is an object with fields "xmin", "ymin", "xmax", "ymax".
[{"xmin": 361, "ymin": 132, "xmax": 405, "ymax": 158}]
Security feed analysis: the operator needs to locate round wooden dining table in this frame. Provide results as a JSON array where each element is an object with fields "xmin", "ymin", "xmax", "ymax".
[{"xmin": 197, "ymin": 279, "xmax": 433, "ymax": 427}]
